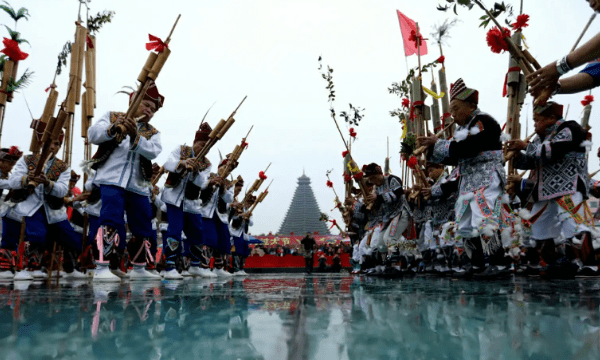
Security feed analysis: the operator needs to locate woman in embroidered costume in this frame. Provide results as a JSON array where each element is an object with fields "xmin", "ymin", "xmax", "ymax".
[
  {"xmin": 508, "ymin": 101, "xmax": 595, "ymax": 278},
  {"xmin": 418, "ymin": 78, "xmax": 508, "ymax": 278},
  {"xmin": 87, "ymin": 80, "xmax": 163, "ymax": 282}
]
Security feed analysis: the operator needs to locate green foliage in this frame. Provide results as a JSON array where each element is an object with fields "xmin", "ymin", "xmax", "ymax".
[
  {"xmin": 436, "ymin": 0, "xmax": 515, "ymax": 28},
  {"xmin": 0, "ymin": 1, "xmax": 29, "ymax": 25},
  {"xmin": 340, "ymin": 104, "xmax": 365, "ymax": 127},
  {"xmin": 87, "ymin": 10, "xmax": 115, "ymax": 35},
  {"xmin": 56, "ymin": 41, "xmax": 71, "ymax": 76},
  {"xmin": 7, "ymin": 68, "xmax": 33, "ymax": 93},
  {"xmin": 319, "ymin": 212, "xmax": 329, "ymax": 222},
  {"xmin": 3, "ymin": 25, "xmax": 28, "ymax": 44},
  {"xmin": 400, "ymin": 134, "xmax": 416, "ymax": 156},
  {"xmin": 0, "ymin": 54, "xmax": 6, "ymax": 73}
]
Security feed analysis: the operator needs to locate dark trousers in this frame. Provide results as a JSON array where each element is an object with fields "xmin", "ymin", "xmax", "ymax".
[
  {"xmin": 98, "ymin": 185, "xmax": 153, "ymax": 238},
  {"xmin": 1, "ymin": 216, "xmax": 22, "ymax": 251}
]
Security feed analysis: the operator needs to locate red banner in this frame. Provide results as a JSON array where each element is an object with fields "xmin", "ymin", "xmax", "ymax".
[{"xmin": 253, "ymin": 235, "xmax": 345, "ymax": 247}]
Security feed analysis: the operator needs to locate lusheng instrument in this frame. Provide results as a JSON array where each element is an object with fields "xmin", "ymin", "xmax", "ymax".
[
  {"xmin": 473, "ymin": 0, "xmax": 552, "ymax": 106},
  {"xmin": 114, "ymin": 15, "xmax": 181, "ymax": 139},
  {"xmin": 241, "ymin": 163, "xmax": 271, "ymax": 205},
  {"xmin": 412, "ymin": 120, "xmax": 456, "ymax": 156},
  {"xmin": 245, "ymin": 179, "xmax": 273, "ymax": 217},
  {"xmin": 217, "ymin": 125, "xmax": 253, "ymax": 179}
]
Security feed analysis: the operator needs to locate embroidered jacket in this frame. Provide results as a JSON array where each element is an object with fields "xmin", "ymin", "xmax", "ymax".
[
  {"xmin": 161, "ymin": 145, "xmax": 211, "ymax": 214},
  {"xmin": 199, "ymin": 173, "xmax": 234, "ymax": 222},
  {"xmin": 350, "ymin": 199, "xmax": 368, "ymax": 242},
  {"xmin": 428, "ymin": 109, "xmax": 505, "ymax": 195},
  {"xmin": 430, "ymin": 168, "xmax": 459, "ymax": 226},
  {"xmin": 8, "ymin": 155, "xmax": 70, "ymax": 224},
  {"xmin": 514, "ymin": 119, "xmax": 588, "ymax": 201},
  {"xmin": 373, "ymin": 174, "xmax": 409, "ymax": 223},
  {"xmin": 88, "ymin": 111, "xmax": 162, "ymax": 196}
]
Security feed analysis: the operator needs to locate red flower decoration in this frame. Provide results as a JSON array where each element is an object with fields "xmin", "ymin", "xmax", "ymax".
[
  {"xmin": 241, "ymin": 141, "xmax": 249, "ymax": 149},
  {"xmin": 407, "ymin": 156, "xmax": 418, "ymax": 169},
  {"xmin": 1, "ymin": 38, "xmax": 28, "ymax": 61},
  {"xmin": 259, "ymin": 171, "xmax": 267, "ymax": 180},
  {"xmin": 326, "ymin": 180, "xmax": 333, "ymax": 188},
  {"xmin": 486, "ymin": 27, "xmax": 511, "ymax": 54},
  {"xmin": 349, "ymin": 127, "xmax": 357, "ymax": 138},
  {"xmin": 342, "ymin": 150, "xmax": 349, "ymax": 157},
  {"xmin": 582, "ymin": 95, "xmax": 595, "ymax": 106},
  {"xmin": 511, "ymin": 14, "xmax": 530, "ymax": 32},
  {"xmin": 437, "ymin": 55, "xmax": 445, "ymax": 64},
  {"xmin": 402, "ymin": 98, "xmax": 410, "ymax": 108},
  {"xmin": 352, "ymin": 172, "xmax": 364, "ymax": 181},
  {"xmin": 145, "ymin": 34, "xmax": 169, "ymax": 53},
  {"xmin": 344, "ymin": 173, "xmax": 351, "ymax": 183}
]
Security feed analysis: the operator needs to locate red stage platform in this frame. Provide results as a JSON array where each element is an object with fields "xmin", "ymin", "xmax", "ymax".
[{"xmin": 244, "ymin": 254, "xmax": 351, "ymax": 269}]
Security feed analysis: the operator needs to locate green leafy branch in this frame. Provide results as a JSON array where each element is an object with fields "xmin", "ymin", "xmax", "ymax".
[
  {"xmin": 318, "ymin": 56, "xmax": 365, "ymax": 127},
  {"xmin": 0, "ymin": 1, "xmax": 29, "ymax": 30},
  {"xmin": 7, "ymin": 68, "xmax": 33, "ymax": 93},
  {"xmin": 56, "ymin": 41, "xmax": 72, "ymax": 76},
  {"xmin": 436, "ymin": 0, "xmax": 515, "ymax": 28},
  {"xmin": 87, "ymin": 10, "xmax": 115, "ymax": 35}
]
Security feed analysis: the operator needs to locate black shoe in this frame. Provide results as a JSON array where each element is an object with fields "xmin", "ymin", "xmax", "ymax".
[
  {"xmin": 539, "ymin": 262, "xmax": 577, "ymax": 280},
  {"xmin": 576, "ymin": 267, "xmax": 600, "ymax": 278},
  {"xmin": 472, "ymin": 265, "xmax": 511, "ymax": 280}
]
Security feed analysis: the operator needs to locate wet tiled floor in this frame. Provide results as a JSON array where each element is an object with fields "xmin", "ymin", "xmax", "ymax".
[{"xmin": 1, "ymin": 274, "xmax": 600, "ymax": 359}]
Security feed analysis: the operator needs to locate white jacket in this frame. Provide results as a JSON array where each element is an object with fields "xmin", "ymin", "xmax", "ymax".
[
  {"xmin": 228, "ymin": 206, "xmax": 253, "ymax": 238},
  {"xmin": 88, "ymin": 111, "xmax": 162, "ymax": 196},
  {"xmin": 160, "ymin": 146, "xmax": 210, "ymax": 214},
  {"xmin": 9, "ymin": 156, "xmax": 70, "ymax": 224},
  {"xmin": 82, "ymin": 175, "xmax": 102, "ymax": 217},
  {"xmin": 200, "ymin": 184, "xmax": 234, "ymax": 222}
]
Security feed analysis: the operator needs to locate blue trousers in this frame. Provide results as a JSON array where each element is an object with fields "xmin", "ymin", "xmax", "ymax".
[
  {"xmin": 88, "ymin": 214, "xmax": 126, "ymax": 250},
  {"xmin": 203, "ymin": 213, "xmax": 231, "ymax": 255},
  {"xmin": 232, "ymin": 235, "xmax": 250, "ymax": 257},
  {"xmin": 99, "ymin": 185, "xmax": 154, "ymax": 239},
  {"xmin": 26, "ymin": 208, "xmax": 82, "ymax": 251},
  {"xmin": 164, "ymin": 204, "xmax": 204, "ymax": 266},
  {"xmin": 1, "ymin": 216, "xmax": 22, "ymax": 251}
]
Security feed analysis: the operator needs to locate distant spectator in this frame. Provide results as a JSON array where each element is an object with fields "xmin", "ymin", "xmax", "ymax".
[{"xmin": 300, "ymin": 232, "xmax": 317, "ymax": 273}]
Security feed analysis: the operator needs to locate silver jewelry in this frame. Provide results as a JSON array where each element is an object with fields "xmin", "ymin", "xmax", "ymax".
[{"xmin": 556, "ymin": 55, "xmax": 572, "ymax": 76}]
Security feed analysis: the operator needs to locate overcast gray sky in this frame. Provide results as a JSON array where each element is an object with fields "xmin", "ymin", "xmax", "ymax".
[{"xmin": 2, "ymin": 0, "xmax": 597, "ymax": 235}]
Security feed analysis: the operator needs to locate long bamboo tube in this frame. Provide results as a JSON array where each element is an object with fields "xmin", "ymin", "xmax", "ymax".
[
  {"xmin": 74, "ymin": 26, "xmax": 87, "ymax": 105},
  {"xmin": 0, "ymin": 60, "xmax": 14, "ymax": 106},
  {"xmin": 30, "ymin": 87, "xmax": 59, "ymax": 153}
]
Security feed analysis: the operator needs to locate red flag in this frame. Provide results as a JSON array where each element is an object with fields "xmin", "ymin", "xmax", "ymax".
[{"xmin": 396, "ymin": 11, "xmax": 428, "ymax": 57}]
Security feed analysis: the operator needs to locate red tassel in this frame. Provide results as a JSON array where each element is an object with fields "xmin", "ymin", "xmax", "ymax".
[
  {"xmin": 437, "ymin": 55, "xmax": 445, "ymax": 64},
  {"xmin": 344, "ymin": 173, "xmax": 351, "ymax": 183},
  {"xmin": 352, "ymin": 172, "xmax": 364, "ymax": 181},
  {"xmin": 259, "ymin": 171, "xmax": 267, "ymax": 180},
  {"xmin": 402, "ymin": 98, "xmax": 410, "ymax": 108},
  {"xmin": 349, "ymin": 127, "xmax": 357, "ymax": 138},
  {"xmin": 326, "ymin": 180, "xmax": 333, "ymax": 188},
  {"xmin": 328, "ymin": 219, "xmax": 337, "ymax": 229},
  {"xmin": 86, "ymin": 35, "xmax": 95, "ymax": 49},
  {"xmin": 503, "ymin": 66, "xmax": 521, "ymax": 97},
  {"xmin": 342, "ymin": 150, "xmax": 349, "ymax": 158}
]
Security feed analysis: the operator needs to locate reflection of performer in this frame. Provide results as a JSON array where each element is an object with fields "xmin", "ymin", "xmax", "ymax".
[{"xmin": 229, "ymin": 176, "xmax": 255, "ymax": 276}]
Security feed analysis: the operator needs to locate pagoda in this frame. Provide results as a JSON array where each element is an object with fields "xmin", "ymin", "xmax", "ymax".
[{"xmin": 278, "ymin": 172, "xmax": 330, "ymax": 235}]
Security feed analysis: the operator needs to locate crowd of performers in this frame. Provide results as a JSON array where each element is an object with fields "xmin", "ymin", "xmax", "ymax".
[
  {"xmin": 0, "ymin": 81, "xmax": 258, "ymax": 282},
  {"xmin": 345, "ymin": 77, "xmax": 600, "ymax": 279}
]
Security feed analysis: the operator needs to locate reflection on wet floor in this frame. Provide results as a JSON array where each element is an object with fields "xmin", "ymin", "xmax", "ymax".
[{"xmin": 1, "ymin": 274, "xmax": 600, "ymax": 359}]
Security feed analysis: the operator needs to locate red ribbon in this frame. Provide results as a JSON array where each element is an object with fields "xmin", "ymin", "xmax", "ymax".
[
  {"xmin": 342, "ymin": 150, "xmax": 349, "ymax": 158},
  {"xmin": 145, "ymin": 34, "xmax": 168, "ymax": 53},
  {"xmin": 352, "ymin": 172, "xmax": 364, "ymax": 181},
  {"xmin": 241, "ymin": 141, "xmax": 249, "ymax": 149},
  {"xmin": 409, "ymin": 101, "xmax": 424, "ymax": 121},
  {"xmin": 329, "ymin": 219, "xmax": 337, "ymax": 229},
  {"xmin": 344, "ymin": 173, "xmax": 351, "ymax": 183},
  {"xmin": 1, "ymin": 38, "xmax": 28, "ymax": 61},
  {"xmin": 502, "ymin": 66, "xmax": 521, "ymax": 97},
  {"xmin": 86, "ymin": 35, "xmax": 94, "ymax": 49}
]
